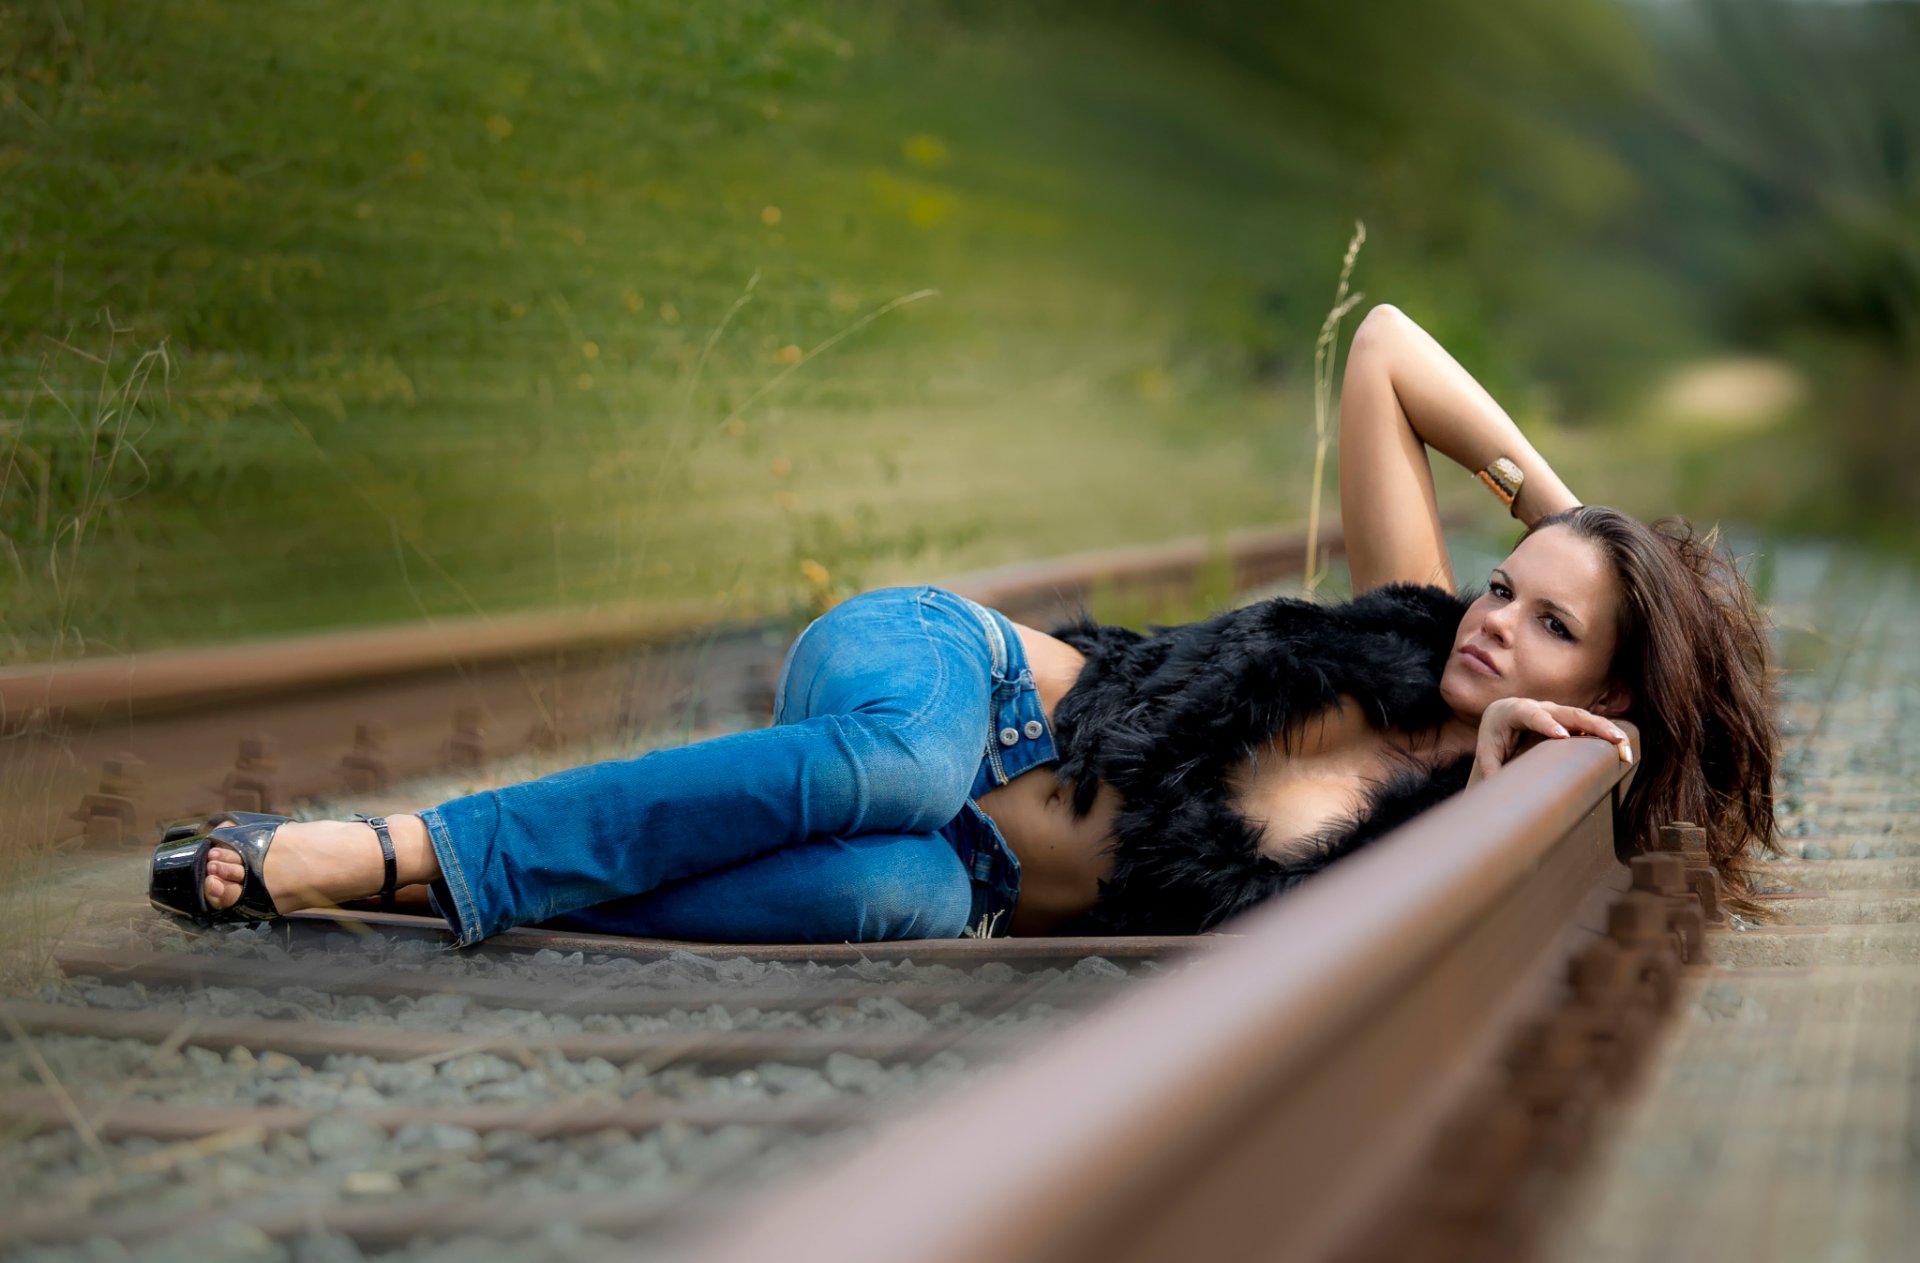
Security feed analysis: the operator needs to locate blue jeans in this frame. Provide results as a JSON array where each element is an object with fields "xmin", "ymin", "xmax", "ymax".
[{"xmin": 418, "ymin": 587, "xmax": 1043, "ymax": 946}]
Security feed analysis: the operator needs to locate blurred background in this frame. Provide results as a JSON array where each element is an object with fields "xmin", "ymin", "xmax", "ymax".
[{"xmin": 3, "ymin": 0, "xmax": 1916, "ymax": 663}]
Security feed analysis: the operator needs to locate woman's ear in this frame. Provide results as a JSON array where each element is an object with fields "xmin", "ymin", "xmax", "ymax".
[{"xmin": 1590, "ymin": 683, "xmax": 1632, "ymax": 718}]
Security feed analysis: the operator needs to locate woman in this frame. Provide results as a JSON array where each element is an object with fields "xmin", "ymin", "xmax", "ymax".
[{"xmin": 150, "ymin": 305, "xmax": 1778, "ymax": 941}]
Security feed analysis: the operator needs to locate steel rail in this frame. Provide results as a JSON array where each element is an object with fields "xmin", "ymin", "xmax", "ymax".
[
  {"xmin": 0, "ymin": 524, "xmax": 1340, "ymax": 719},
  {"xmin": 3, "ymin": 523, "xmax": 1343, "ymax": 857},
  {"xmin": 676, "ymin": 736, "xmax": 1633, "ymax": 1263},
  {"xmin": 275, "ymin": 907, "xmax": 1211, "ymax": 964}
]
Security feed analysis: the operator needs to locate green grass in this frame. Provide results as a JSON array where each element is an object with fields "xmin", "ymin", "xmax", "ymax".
[
  {"xmin": 1, "ymin": 2, "xmax": 1377, "ymax": 658},
  {"xmin": 0, "ymin": 0, "xmax": 1761, "ymax": 661}
]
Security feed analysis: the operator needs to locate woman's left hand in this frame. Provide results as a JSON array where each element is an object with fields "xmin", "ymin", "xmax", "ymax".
[{"xmin": 1468, "ymin": 697, "xmax": 1634, "ymax": 786}]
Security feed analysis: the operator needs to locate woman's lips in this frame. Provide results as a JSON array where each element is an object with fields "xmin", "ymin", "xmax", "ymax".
[{"xmin": 1459, "ymin": 645, "xmax": 1502, "ymax": 677}]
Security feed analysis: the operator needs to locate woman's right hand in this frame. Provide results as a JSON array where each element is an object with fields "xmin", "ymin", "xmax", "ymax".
[{"xmin": 1468, "ymin": 697, "xmax": 1633, "ymax": 785}]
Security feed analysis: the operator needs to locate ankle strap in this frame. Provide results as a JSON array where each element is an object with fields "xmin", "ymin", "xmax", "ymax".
[{"xmin": 356, "ymin": 815, "xmax": 399, "ymax": 910}]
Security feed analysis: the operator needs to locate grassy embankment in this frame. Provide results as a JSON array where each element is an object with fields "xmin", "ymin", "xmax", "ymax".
[{"xmin": 2, "ymin": 0, "xmax": 1804, "ymax": 665}]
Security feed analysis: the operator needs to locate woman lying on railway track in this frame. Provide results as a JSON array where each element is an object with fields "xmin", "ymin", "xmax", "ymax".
[{"xmin": 151, "ymin": 304, "xmax": 1778, "ymax": 941}]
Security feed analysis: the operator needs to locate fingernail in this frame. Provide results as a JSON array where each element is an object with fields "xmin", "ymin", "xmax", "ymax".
[
  {"xmin": 1621, "ymin": 743, "xmax": 1634, "ymax": 764},
  {"xmin": 1553, "ymin": 725, "xmax": 1570, "ymax": 737}
]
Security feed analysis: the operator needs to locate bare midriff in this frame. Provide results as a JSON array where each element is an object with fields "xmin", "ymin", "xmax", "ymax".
[
  {"xmin": 973, "ymin": 624, "xmax": 1120, "ymax": 935},
  {"xmin": 1225, "ymin": 697, "xmax": 1440, "ymax": 861},
  {"xmin": 983, "ymin": 624, "xmax": 1458, "ymax": 934}
]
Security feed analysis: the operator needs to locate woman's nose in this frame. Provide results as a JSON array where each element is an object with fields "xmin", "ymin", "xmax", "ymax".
[{"xmin": 1482, "ymin": 604, "xmax": 1517, "ymax": 643}]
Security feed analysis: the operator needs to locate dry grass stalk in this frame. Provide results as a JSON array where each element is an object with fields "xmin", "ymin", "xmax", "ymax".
[
  {"xmin": 1305, "ymin": 221, "xmax": 1367, "ymax": 596},
  {"xmin": 0, "ymin": 1000, "xmax": 108, "ymax": 1165}
]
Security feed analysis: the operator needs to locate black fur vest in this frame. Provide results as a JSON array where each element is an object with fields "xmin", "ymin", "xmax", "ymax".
[{"xmin": 1049, "ymin": 582, "xmax": 1475, "ymax": 935}]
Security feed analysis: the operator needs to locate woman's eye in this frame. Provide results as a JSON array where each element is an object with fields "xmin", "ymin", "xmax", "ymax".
[
  {"xmin": 1544, "ymin": 616, "xmax": 1572, "ymax": 641},
  {"xmin": 1490, "ymin": 581, "xmax": 1512, "ymax": 600}
]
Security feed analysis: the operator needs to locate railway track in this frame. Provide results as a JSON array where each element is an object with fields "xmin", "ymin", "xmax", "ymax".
[
  {"xmin": 0, "ymin": 525, "xmax": 1340, "ymax": 859},
  {"xmin": 676, "ymin": 539, "xmax": 1897, "ymax": 1263},
  {"xmin": 4, "ymin": 526, "xmax": 1864, "ymax": 1262},
  {"xmin": 1531, "ymin": 549, "xmax": 1920, "ymax": 1260},
  {"xmin": 1, "ymin": 920, "xmax": 1173, "ymax": 1256},
  {"xmin": 682, "ymin": 741, "xmax": 1690, "ymax": 1263},
  {"xmin": 0, "ymin": 527, "xmax": 1314, "ymax": 1261}
]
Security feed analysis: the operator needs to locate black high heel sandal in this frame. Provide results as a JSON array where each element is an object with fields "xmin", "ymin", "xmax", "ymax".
[{"xmin": 148, "ymin": 812, "xmax": 400, "ymax": 925}]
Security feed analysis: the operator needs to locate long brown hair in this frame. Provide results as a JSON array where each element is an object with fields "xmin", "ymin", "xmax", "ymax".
[{"xmin": 1529, "ymin": 506, "xmax": 1779, "ymax": 916}]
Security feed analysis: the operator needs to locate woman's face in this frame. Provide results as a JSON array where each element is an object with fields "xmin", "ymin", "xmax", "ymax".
[{"xmin": 1439, "ymin": 525, "xmax": 1627, "ymax": 720}]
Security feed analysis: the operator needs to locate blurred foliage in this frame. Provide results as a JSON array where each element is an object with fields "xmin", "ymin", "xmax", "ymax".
[
  {"xmin": 1619, "ymin": 0, "xmax": 1920, "ymax": 535},
  {"xmin": 0, "ymin": 0, "xmax": 1914, "ymax": 659}
]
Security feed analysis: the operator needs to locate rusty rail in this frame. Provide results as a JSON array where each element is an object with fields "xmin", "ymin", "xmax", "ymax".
[
  {"xmin": 1, "ymin": 523, "xmax": 1339, "ymax": 853},
  {"xmin": 677, "ymin": 736, "xmax": 1650, "ymax": 1263},
  {"xmin": 0, "ymin": 524, "xmax": 1341, "ymax": 719},
  {"xmin": 277, "ymin": 907, "xmax": 1211, "ymax": 964}
]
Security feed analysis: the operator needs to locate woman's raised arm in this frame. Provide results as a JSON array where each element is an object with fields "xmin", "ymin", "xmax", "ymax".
[{"xmin": 1338, "ymin": 304, "xmax": 1581, "ymax": 594}]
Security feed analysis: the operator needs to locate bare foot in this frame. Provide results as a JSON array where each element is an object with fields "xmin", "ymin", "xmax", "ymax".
[{"xmin": 203, "ymin": 816, "xmax": 440, "ymax": 914}]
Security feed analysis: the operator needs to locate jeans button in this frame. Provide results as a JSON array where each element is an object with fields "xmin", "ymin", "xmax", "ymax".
[
  {"xmin": 1023, "ymin": 720, "xmax": 1044, "ymax": 740},
  {"xmin": 998, "ymin": 727, "xmax": 1019, "ymax": 747}
]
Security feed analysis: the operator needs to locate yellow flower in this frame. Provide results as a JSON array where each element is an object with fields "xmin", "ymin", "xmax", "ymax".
[
  {"xmin": 575, "ymin": 373, "xmax": 593, "ymax": 391},
  {"xmin": 761, "ymin": 205, "xmax": 782, "ymax": 226},
  {"xmin": 622, "ymin": 289, "xmax": 643, "ymax": 313},
  {"xmin": 776, "ymin": 344, "xmax": 803, "ymax": 365},
  {"xmin": 486, "ymin": 115, "xmax": 514, "ymax": 140},
  {"xmin": 800, "ymin": 559, "xmax": 830, "ymax": 587},
  {"xmin": 908, "ymin": 194, "xmax": 950, "ymax": 227},
  {"xmin": 660, "ymin": 302, "xmax": 680, "ymax": 324},
  {"xmin": 902, "ymin": 133, "xmax": 949, "ymax": 168},
  {"xmin": 769, "ymin": 456, "xmax": 793, "ymax": 479},
  {"xmin": 1132, "ymin": 365, "xmax": 1173, "ymax": 402},
  {"xmin": 582, "ymin": 341, "xmax": 600, "ymax": 360}
]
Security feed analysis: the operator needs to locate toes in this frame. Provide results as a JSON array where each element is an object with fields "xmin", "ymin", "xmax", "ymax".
[{"xmin": 203, "ymin": 846, "xmax": 246, "ymax": 910}]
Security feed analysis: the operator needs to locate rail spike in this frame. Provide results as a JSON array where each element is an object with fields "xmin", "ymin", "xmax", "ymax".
[
  {"xmin": 213, "ymin": 736, "xmax": 280, "ymax": 816},
  {"xmin": 337, "ymin": 722, "xmax": 392, "ymax": 793},
  {"xmin": 1606, "ymin": 893, "xmax": 1685, "ymax": 1012},
  {"xmin": 1657, "ymin": 820, "xmax": 1729, "ymax": 925},
  {"xmin": 1629, "ymin": 852, "xmax": 1711, "ymax": 964},
  {"xmin": 1565, "ymin": 939, "xmax": 1661, "ymax": 1091},
  {"xmin": 67, "ymin": 754, "xmax": 147, "ymax": 848}
]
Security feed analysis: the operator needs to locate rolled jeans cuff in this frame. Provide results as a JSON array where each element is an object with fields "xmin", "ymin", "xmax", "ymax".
[{"xmin": 418, "ymin": 805, "xmax": 487, "ymax": 947}]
